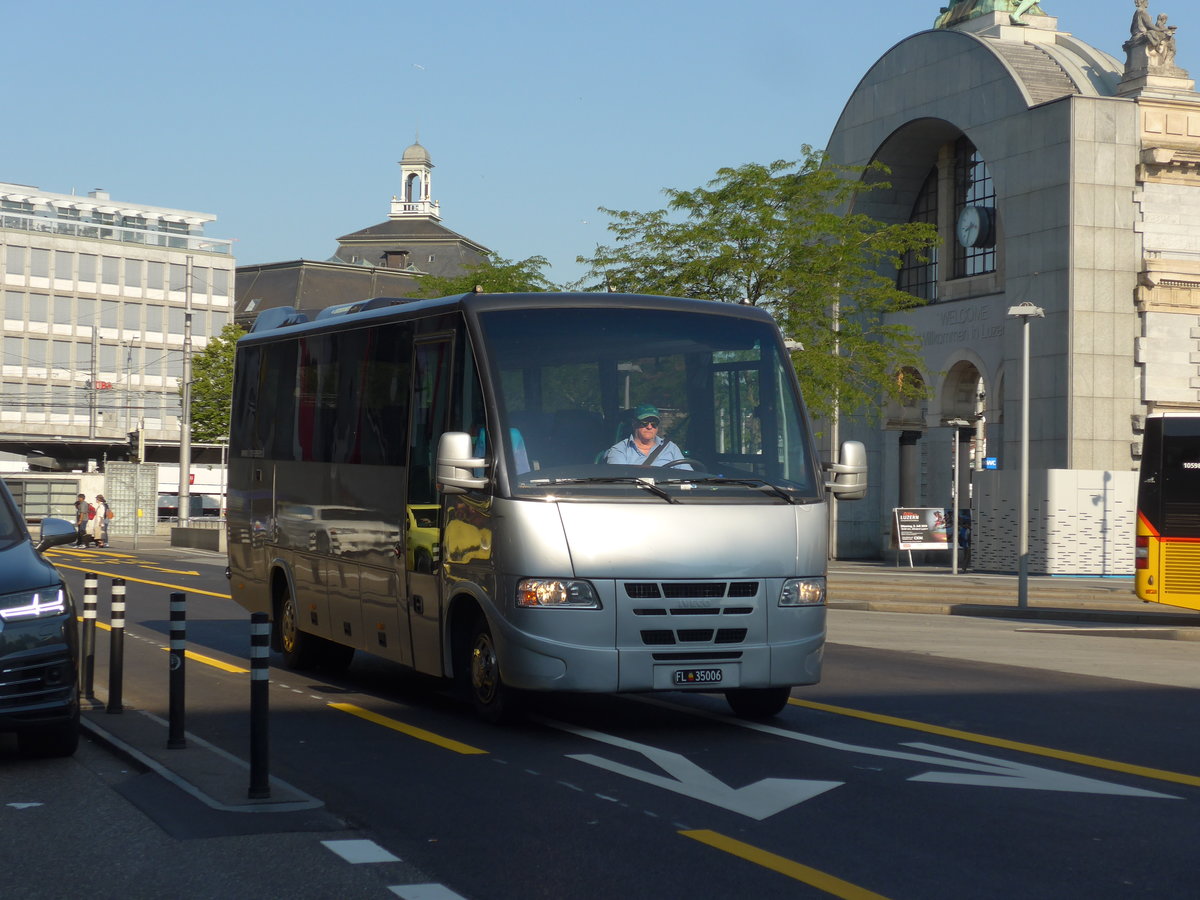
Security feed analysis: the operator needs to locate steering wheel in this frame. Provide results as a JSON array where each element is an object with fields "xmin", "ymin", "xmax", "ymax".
[{"xmin": 661, "ymin": 458, "xmax": 706, "ymax": 471}]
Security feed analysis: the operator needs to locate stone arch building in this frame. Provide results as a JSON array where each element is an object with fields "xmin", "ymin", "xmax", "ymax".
[{"xmin": 826, "ymin": 4, "xmax": 1199, "ymax": 573}]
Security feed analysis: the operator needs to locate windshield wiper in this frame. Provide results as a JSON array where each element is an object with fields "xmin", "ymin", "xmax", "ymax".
[
  {"xmin": 527, "ymin": 475, "xmax": 677, "ymax": 503},
  {"xmin": 664, "ymin": 476, "xmax": 797, "ymax": 504}
]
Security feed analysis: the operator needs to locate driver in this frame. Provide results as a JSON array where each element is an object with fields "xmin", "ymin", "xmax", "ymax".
[{"xmin": 604, "ymin": 404, "xmax": 690, "ymax": 468}]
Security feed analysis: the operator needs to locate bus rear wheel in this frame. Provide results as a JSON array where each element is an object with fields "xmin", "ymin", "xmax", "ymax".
[
  {"xmin": 725, "ymin": 686, "xmax": 792, "ymax": 719},
  {"xmin": 463, "ymin": 614, "xmax": 521, "ymax": 724},
  {"xmin": 278, "ymin": 589, "xmax": 320, "ymax": 669}
]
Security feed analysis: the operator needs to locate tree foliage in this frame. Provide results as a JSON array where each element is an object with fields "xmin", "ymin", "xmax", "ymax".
[
  {"xmin": 188, "ymin": 322, "xmax": 245, "ymax": 443},
  {"xmin": 413, "ymin": 254, "xmax": 558, "ymax": 298},
  {"xmin": 576, "ymin": 149, "xmax": 939, "ymax": 420}
]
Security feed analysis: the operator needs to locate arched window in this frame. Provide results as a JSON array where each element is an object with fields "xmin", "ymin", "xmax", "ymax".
[
  {"xmin": 897, "ymin": 167, "xmax": 939, "ymax": 302},
  {"xmin": 953, "ymin": 137, "xmax": 996, "ymax": 278},
  {"xmin": 405, "ymin": 173, "xmax": 423, "ymax": 203}
]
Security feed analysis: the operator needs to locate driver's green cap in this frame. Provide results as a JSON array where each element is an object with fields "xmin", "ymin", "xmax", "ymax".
[{"xmin": 634, "ymin": 404, "xmax": 660, "ymax": 422}]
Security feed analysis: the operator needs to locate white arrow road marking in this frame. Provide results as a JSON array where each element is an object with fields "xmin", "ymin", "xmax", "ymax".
[
  {"xmin": 6, "ymin": 802, "xmax": 43, "ymax": 809},
  {"xmin": 630, "ymin": 696, "xmax": 1182, "ymax": 800},
  {"xmin": 542, "ymin": 718, "xmax": 842, "ymax": 820},
  {"xmin": 901, "ymin": 743, "xmax": 1180, "ymax": 798}
]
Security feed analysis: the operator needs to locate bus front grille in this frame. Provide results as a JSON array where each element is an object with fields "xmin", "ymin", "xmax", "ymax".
[
  {"xmin": 640, "ymin": 627, "xmax": 748, "ymax": 646},
  {"xmin": 624, "ymin": 580, "xmax": 762, "ymax": 600}
]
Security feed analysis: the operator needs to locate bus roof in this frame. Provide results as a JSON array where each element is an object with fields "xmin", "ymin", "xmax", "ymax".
[{"xmin": 241, "ymin": 292, "xmax": 777, "ymax": 345}]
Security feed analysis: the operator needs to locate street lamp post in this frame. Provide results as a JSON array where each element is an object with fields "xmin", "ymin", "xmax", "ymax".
[
  {"xmin": 942, "ymin": 417, "xmax": 971, "ymax": 575},
  {"xmin": 178, "ymin": 256, "xmax": 193, "ymax": 527},
  {"xmin": 1006, "ymin": 302, "xmax": 1044, "ymax": 608}
]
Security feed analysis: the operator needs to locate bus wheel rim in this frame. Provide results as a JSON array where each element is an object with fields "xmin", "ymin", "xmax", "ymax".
[
  {"xmin": 282, "ymin": 598, "xmax": 298, "ymax": 654},
  {"xmin": 471, "ymin": 632, "xmax": 498, "ymax": 704}
]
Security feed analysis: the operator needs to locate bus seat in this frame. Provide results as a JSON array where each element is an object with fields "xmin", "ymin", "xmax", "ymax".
[
  {"xmin": 474, "ymin": 426, "xmax": 532, "ymax": 475},
  {"xmin": 506, "ymin": 411, "xmax": 551, "ymax": 468},
  {"xmin": 546, "ymin": 409, "xmax": 608, "ymax": 468}
]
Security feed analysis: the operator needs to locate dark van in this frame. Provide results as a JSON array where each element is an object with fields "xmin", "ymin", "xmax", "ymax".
[{"xmin": 0, "ymin": 479, "xmax": 80, "ymax": 756}]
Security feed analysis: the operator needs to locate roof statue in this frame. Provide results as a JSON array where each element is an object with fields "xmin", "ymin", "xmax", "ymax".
[
  {"xmin": 1123, "ymin": 0, "xmax": 1185, "ymax": 76},
  {"xmin": 934, "ymin": 1, "xmax": 1046, "ymax": 29}
]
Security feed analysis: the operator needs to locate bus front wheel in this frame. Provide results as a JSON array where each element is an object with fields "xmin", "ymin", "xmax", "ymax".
[
  {"xmin": 463, "ymin": 614, "xmax": 521, "ymax": 724},
  {"xmin": 725, "ymin": 686, "xmax": 791, "ymax": 719}
]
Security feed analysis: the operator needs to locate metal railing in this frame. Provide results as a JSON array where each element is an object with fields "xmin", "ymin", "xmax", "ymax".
[{"xmin": 1, "ymin": 211, "xmax": 232, "ymax": 255}]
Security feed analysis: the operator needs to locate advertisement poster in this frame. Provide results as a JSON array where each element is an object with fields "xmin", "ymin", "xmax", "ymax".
[{"xmin": 893, "ymin": 507, "xmax": 951, "ymax": 551}]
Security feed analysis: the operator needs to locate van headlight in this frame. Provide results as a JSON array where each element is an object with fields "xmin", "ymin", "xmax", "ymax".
[
  {"xmin": 0, "ymin": 586, "xmax": 67, "ymax": 621},
  {"xmin": 778, "ymin": 578, "xmax": 825, "ymax": 607},
  {"xmin": 517, "ymin": 579, "xmax": 601, "ymax": 609}
]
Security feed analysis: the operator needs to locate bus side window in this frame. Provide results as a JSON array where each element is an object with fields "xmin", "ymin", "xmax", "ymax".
[
  {"xmin": 362, "ymin": 322, "xmax": 412, "ymax": 467},
  {"xmin": 409, "ymin": 340, "xmax": 452, "ymax": 505}
]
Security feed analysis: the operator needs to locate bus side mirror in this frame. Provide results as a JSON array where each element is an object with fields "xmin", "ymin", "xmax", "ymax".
[
  {"xmin": 824, "ymin": 440, "xmax": 867, "ymax": 501},
  {"xmin": 437, "ymin": 431, "xmax": 488, "ymax": 494}
]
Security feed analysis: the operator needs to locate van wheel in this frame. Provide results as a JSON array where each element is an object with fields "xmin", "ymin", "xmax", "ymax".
[
  {"xmin": 18, "ymin": 712, "xmax": 80, "ymax": 758},
  {"xmin": 462, "ymin": 614, "xmax": 521, "ymax": 724},
  {"xmin": 278, "ymin": 588, "xmax": 319, "ymax": 669},
  {"xmin": 725, "ymin": 686, "xmax": 792, "ymax": 719}
]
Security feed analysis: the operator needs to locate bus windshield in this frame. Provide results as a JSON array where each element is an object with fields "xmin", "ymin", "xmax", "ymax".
[{"xmin": 476, "ymin": 306, "xmax": 822, "ymax": 500}]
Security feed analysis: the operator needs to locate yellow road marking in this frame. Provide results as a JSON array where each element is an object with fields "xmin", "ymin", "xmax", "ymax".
[
  {"xmin": 76, "ymin": 618, "xmax": 249, "ymax": 673},
  {"xmin": 681, "ymin": 830, "xmax": 892, "ymax": 899},
  {"xmin": 53, "ymin": 562, "xmax": 232, "ymax": 599},
  {"xmin": 138, "ymin": 566, "xmax": 202, "ymax": 576},
  {"xmin": 49, "ymin": 549, "xmax": 137, "ymax": 560},
  {"xmin": 328, "ymin": 702, "xmax": 487, "ymax": 755},
  {"xmin": 157, "ymin": 646, "xmax": 249, "ymax": 673},
  {"xmin": 790, "ymin": 698, "xmax": 1200, "ymax": 789}
]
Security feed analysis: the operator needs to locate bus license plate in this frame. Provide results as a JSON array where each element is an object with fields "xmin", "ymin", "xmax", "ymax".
[{"xmin": 674, "ymin": 668, "xmax": 723, "ymax": 686}]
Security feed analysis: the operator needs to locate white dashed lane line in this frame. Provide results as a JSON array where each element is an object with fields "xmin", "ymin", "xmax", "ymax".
[{"xmin": 320, "ymin": 839, "xmax": 468, "ymax": 899}]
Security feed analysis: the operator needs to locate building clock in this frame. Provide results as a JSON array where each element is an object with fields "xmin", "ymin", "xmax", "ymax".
[{"xmin": 956, "ymin": 205, "xmax": 995, "ymax": 249}]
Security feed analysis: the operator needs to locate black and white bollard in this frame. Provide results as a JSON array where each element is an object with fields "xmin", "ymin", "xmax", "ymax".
[
  {"xmin": 167, "ymin": 592, "xmax": 186, "ymax": 749},
  {"xmin": 106, "ymin": 578, "xmax": 126, "ymax": 714},
  {"xmin": 248, "ymin": 612, "xmax": 271, "ymax": 799},
  {"xmin": 81, "ymin": 572, "xmax": 98, "ymax": 700}
]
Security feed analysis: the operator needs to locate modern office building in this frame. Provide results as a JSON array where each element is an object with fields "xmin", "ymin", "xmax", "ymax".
[
  {"xmin": 825, "ymin": 3, "xmax": 1199, "ymax": 573},
  {"xmin": 235, "ymin": 140, "xmax": 490, "ymax": 326},
  {"xmin": 0, "ymin": 182, "xmax": 235, "ymax": 474}
]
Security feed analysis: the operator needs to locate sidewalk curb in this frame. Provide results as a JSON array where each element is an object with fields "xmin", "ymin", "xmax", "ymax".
[
  {"xmin": 81, "ymin": 705, "xmax": 323, "ymax": 813},
  {"xmin": 827, "ymin": 598, "xmax": 1200, "ymax": 628}
]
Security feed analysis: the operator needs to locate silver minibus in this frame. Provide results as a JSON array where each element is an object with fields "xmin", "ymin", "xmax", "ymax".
[{"xmin": 226, "ymin": 292, "xmax": 866, "ymax": 721}]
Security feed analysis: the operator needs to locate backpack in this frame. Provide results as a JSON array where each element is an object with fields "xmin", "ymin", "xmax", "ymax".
[
  {"xmin": 105, "ymin": 506, "xmax": 115, "ymax": 520},
  {"xmin": 87, "ymin": 503, "xmax": 96, "ymax": 520}
]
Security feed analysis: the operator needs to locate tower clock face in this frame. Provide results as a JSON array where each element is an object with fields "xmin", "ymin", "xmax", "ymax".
[{"xmin": 956, "ymin": 205, "xmax": 994, "ymax": 249}]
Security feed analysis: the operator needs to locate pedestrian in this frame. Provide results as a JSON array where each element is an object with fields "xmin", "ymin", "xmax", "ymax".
[
  {"xmin": 91, "ymin": 494, "xmax": 110, "ymax": 548},
  {"xmin": 74, "ymin": 493, "xmax": 91, "ymax": 547}
]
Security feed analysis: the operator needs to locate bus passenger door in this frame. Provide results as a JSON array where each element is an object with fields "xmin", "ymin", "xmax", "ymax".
[{"xmin": 405, "ymin": 338, "xmax": 450, "ymax": 676}]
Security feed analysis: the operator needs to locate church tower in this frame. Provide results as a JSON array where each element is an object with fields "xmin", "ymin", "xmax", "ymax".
[{"xmin": 390, "ymin": 140, "xmax": 440, "ymax": 221}]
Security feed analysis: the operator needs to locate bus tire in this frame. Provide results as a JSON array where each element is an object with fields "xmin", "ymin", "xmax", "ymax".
[
  {"xmin": 278, "ymin": 587, "xmax": 320, "ymax": 670},
  {"xmin": 462, "ymin": 614, "xmax": 521, "ymax": 724},
  {"xmin": 725, "ymin": 686, "xmax": 791, "ymax": 719}
]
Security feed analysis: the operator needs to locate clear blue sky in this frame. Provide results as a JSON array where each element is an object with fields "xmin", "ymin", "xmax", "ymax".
[{"xmin": 7, "ymin": 1, "xmax": 1193, "ymax": 286}]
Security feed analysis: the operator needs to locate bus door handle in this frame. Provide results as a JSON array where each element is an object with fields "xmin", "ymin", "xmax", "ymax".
[{"xmin": 412, "ymin": 595, "xmax": 424, "ymax": 615}]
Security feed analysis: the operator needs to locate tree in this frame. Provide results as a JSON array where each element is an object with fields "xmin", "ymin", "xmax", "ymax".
[
  {"xmin": 413, "ymin": 254, "xmax": 558, "ymax": 298},
  {"xmin": 188, "ymin": 322, "xmax": 245, "ymax": 442},
  {"xmin": 575, "ymin": 149, "xmax": 939, "ymax": 420}
]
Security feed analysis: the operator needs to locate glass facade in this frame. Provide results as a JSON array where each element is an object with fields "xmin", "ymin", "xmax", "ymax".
[
  {"xmin": 897, "ymin": 167, "xmax": 939, "ymax": 302},
  {"xmin": 0, "ymin": 188, "xmax": 234, "ymax": 439}
]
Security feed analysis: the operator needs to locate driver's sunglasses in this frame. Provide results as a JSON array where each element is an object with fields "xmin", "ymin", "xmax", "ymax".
[{"xmin": 638, "ymin": 418, "xmax": 660, "ymax": 428}]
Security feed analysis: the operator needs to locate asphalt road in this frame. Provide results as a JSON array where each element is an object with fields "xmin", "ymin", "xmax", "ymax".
[{"xmin": 2, "ymin": 543, "xmax": 1195, "ymax": 899}]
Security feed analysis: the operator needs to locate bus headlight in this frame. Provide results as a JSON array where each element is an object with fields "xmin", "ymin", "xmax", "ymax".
[
  {"xmin": 778, "ymin": 578, "xmax": 825, "ymax": 607},
  {"xmin": 0, "ymin": 587, "xmax": 67, "ymax": 621},
  {"xmin": 517, "ymin": 579, "xmax": 601, "ymax": 609}
]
